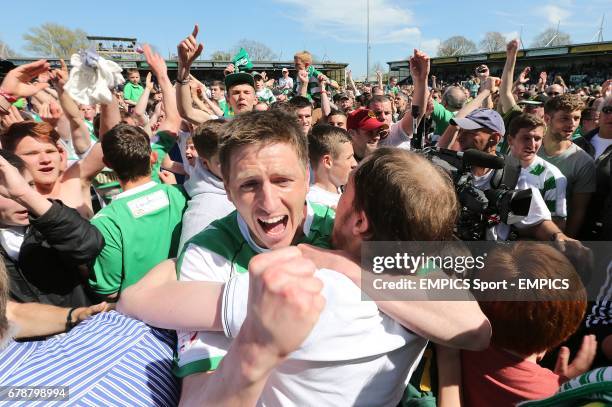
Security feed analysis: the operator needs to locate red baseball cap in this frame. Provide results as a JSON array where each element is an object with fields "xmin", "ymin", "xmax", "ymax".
[{"xmin": 347, "ymin": 109, "xmax": 386, "ymax": 131}]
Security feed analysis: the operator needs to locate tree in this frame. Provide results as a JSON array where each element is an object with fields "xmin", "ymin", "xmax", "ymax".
[
  {"xmin": 23, "ymin": 23, "xmax": 88, "ymax": 59},
  {"xmin": 231, "ymin": 39, "xmax": 277, "ymax": 61},
  {"xmin": 0, "ymin": 40, "xmax": 16, "ymax": 59},
  {"xmin": 479, "ymin": 32, "xmax": 507, "ymax": 52},
  {"xmin": 437, "ymin": 36, "xmax": 477, "ymax": 57},
  {"xmin": 210, "ymin": 50, "xmax": 232, "ymax": 61},
  {"xmin": 530, "ymin": 28, "xmax": 572, "ymax": 48}
]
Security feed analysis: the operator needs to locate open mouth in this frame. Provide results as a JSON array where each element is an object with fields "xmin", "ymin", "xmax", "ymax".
[
  {"xmin": 257, "ymin": 215, "xmax": 288, "ymax": 236},
  {"xmin": 39, "ymin": 167, "xmax": 54, "ymax": 173},
  {"xmin": 15, "ymin": 210, "xmax": 28, "ymax": 219}
]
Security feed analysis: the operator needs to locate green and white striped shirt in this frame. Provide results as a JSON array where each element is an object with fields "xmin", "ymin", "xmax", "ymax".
[{"xmin": 518, "ymin": 156, "xmax": 567, "ymax": 218}]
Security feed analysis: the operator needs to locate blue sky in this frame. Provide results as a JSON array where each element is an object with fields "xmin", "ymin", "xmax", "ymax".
[{"xmin": 1, "ymin": 0, "xmax": 610, "ymax": 79}]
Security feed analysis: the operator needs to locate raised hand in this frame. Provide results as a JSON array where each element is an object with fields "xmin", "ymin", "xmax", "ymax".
[
  {"xmin": 143, "ymin": 44, "xmax": 168, "ymax": 80},
  {"xmin": 346, "ymin": 69, "xmax": 353, "ymax": 79},
  {"xmin": 145, "ymin": 72, "xmax": 153, "ymax": 90},
  {"xmin": 177, "ymin": 25, "xmax": 204, "ymax": 72},
  {"xmin": 482, "ymin": 76, "xmax": 500, "ymax": 94},
  {"xmin": 409, "ymin": 49, "xmax": 430, "ymax": 82},
  {"xmin": 224, "ymin": 63, "xmax": 235, "ymax": 76},
  {"xmin": 554, "ymin": 335, "xmax": 597, "ymax": 380},
  {"xmin": 298, "ymin": 69, "xmax": 309, "ymax": 84},
  {"xmin": 49, "ymin": 59, "xmax": 69, "ymax": 90},
  {"xmin": 518, "ymin": 67, "xmax": 531, "ymax": 84},
  {"xmin": 0, "ymin": 59, "xmax": 51, "ymax": 98},
  {"xmin": 0, "ymin": 153, "xmax": 32, "ymax": 201},
  {"xmin": 0, "ymin": 105, "xmax": 24, "ymax": 128},
  {"xmin": 507, "ymin": 38, "xmax": 520, "ymax": 54},
  {"xmin": 39, "ymin": 101, "xmax": 63, "ymax": 127}
]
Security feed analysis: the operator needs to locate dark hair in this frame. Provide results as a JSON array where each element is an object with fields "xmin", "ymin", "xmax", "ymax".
[
  {"xmin": 353, "ymin": 148, "xmax": 458, "ymax": 241},
  {"xmin": 507, "ymin": 113, "xmax": 546, "ymax": 138},
  {"xmin": 308, "ymin": 124, "xmax": 351, "ymax": 167},
  {"xmin": 1, "ymin": 121, "xmax": 60, "ymax": 153},
  {"xmin": 0, "ymin": 149, "xmax": 27, "ymax": 174},
  {"xmin": 193, "ymin": 119, "xmax": 226, "ymax": 160},
  {"xmin": 328, "ymin": 108, "xmax": 347, "ymax": 118},
  {"xmin": 219, "ymin": 110, "xmax": 307, "ymax": 181},
  {"xmin": 101, "ymin": 124, "xmax": 152, "ymax": 182},
  {"xmin": 288, "ymin": 96, "xmax": 312, "ymax": 110}
]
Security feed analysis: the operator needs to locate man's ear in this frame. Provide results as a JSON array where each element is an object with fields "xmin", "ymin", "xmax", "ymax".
[
  {"xmin": 322, "ymin": 154, "xmax": 333, "ymax": 170},
  {"xmin": 490, "ymin": 132, "xmax": 501, "ymax": 147},
  {"xmin": 352, "ymin": 209, "xmax": 370, "ymax": 238},
  {"xmin": 150, "ymin": 151, "xmax": 158, "ymax": 166},
  {"xmin": 544, "ymin": 113, "xmax": 552, "ymax": 126}
]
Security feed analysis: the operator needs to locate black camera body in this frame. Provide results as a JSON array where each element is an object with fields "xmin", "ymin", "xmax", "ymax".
[{"xmin": 422, "ymin": 148, "xmax": 532, "ymax": 241}]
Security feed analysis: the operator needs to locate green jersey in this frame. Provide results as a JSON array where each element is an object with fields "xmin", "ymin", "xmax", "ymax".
[
  {"xmin": 123, "ymin": 82, "xmax": 144, "ymax": 103},
  {"xmin": 174, "ymin": 201, "xmax": 335, "ymax": 377},
  {"xmin": 89, "ymin": 182, "xmax": 187, "ymax": 295}
]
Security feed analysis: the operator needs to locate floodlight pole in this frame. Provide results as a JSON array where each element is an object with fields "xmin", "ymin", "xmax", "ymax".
[{"xmin": 366, "ymin": 0, "xmax": 371, "ymax": 82}]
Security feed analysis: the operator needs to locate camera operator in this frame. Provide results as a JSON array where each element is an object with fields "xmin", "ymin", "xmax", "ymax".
[{"xmin": 446, "ymin": 107, "xmax": 574, "ymax": 242}]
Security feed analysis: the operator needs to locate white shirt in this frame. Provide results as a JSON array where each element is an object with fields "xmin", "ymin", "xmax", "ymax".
[
  {"xmin": 590, "ymin": 134, "xmax": 612, "ymax": 160},
  {"xmin": 472, "ymin": 169, "xmax": 551, "ymax": 241},
  {"xmin": 306, "ymin": 185, "xmax": 341, "ymax": 209}
]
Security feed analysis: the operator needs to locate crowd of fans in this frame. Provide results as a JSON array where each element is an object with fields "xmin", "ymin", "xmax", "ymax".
[{"xmin": 0, "ymin": 24, "xmax": 610, "ymax": 406}]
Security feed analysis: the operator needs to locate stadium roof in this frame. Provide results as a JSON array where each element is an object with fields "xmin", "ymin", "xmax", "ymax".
[{"xmin": 87, "ymin": 36, "xmax": 137, "ymax": 42}]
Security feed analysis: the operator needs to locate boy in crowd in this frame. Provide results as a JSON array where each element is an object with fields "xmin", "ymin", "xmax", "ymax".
[
  {"xmin": 88, "ymin": 124, "xmax": 187, "ymax": 299},
  {"xmin": 537, "ymin": 94, "xmax": 596, "ymax": 237},
  {"xmin": 210, "ymin": 80, "xmax": 230, "ymax": 117},
  {"xmin": 288, "ymin": 95, "xmax": 313, "ymax": 135},
  {"xmin": 254, "ymin": 73, "xmax": 276, "ymax": 105},
  {"xmin": 123, "ymin": 69, "xmax": 144, "ymax": 106},
  {"xmin": 437, "ymin": 243, "xmax": 594, "ymax": 406},
  {"xmin": 307, "ymin": 124, "xmax": 357, "ymax": 208},
  {"xmin": 326, "ymin": 108, "xmax": 347, "ymax": 129},
  {"xmin": 293, "ymin": 50, "xmax": 327, "ymax": 100},
  {"xmin": 507, "ymin": 113, "xmax": 568, "ymax": 226},
  {"xmin": 178, "ymin": 119, "xmax": 234, "ymax": 250}
]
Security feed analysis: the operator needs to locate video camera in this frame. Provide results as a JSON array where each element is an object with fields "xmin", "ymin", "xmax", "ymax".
[{"xmin": 421, "ymin": 148, "xmax": 532, "ymax": 241}]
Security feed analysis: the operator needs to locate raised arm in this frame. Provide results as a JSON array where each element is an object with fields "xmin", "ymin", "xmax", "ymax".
[
  {"xmin": 176, "ymin": 25, "xmax": 212, "ymax": 125},
  {"xmin": 437, "ymin": 77, "xmax": 499, "ymax": 150},
  {"xmin": 320, "ymin": 79, "xmax": 331, "ymax": 117},
  {"xmin": 399, "ymin": 49, "xmax": 430, "ymax": 136},
  {"xmin": 133, "ymin": 72, "xmax": 153, "ymax": 126},
  {"xmin": 51, "ymin": 60, "xmax": 92, "ymax": 155},
  {"xmin": 297, "ymin": 70, "xmax": 309, "ymax": 97},
  {"xmin": 144, "ymin": 45, "xmax": 181, "ymax": 135},
  {"xmin": 346, "ymin": 69, "xmax": 360, "ymax": 96},
  {"xmin": 191, "ymin": 75, "xmax": 224, "ymax": 117},
  {"xmin": 499, "ymin": 39, "xmax": 519, "ymax": 114},
  {"xmin": 298, "ymin": 244, "xmax": 491, "ymax": 351}
]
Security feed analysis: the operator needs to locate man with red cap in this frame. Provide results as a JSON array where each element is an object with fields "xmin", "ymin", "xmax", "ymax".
[{"xmin": 347, "ymin": 109, "xmax": 389, "ymax": 162}]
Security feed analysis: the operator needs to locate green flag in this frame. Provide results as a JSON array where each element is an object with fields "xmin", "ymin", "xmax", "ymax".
[{"xmin": 232, "ymin": 48, "xmax": 253, "ymax": 72}]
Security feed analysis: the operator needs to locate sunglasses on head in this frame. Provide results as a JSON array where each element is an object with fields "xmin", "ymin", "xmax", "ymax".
[{"xmin": 377, "ymin": 128, "xmax": 389, "ymax": 140}]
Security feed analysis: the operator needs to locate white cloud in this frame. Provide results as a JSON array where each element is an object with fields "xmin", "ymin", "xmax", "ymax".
[
  {"xmin": 274, "ymin": 0, "xmax": 422, "ymax": 45},
  {"xmin": 535, "ymin": 4, "xmax": 572, "ymax": 25},
  {"xmin": 419, "ymin": 39, "xmax": 441, "ymax": 56}
]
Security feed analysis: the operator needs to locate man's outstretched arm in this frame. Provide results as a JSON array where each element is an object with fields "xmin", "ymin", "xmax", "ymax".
[{"xmin": 179, "ymin": 247, "xmax": 325, "ymax": 406}]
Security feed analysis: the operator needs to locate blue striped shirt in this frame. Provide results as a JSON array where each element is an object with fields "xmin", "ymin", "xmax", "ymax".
[{"xmin": 0, "ymin": 311, "xmax": 179, "ymax": 406}]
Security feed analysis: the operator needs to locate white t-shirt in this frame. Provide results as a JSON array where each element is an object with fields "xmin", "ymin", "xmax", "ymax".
[
  {"xmin": 306, "ymin": 184, "xmax": 340, "ymax": 209},
  {"xmin": 472, "ymin": 169, "xmax": 551, "ymax": 241},
  {"xmin": 177, "ymin": 204, "xmax": 427, "ymax": 406},
  {"xmin": 379, "ymin": 121, "xmax": 412, "ymax": 150},
  {"xmin": 590, "ymin": 134, "xmax": 612, "ymax": 160}
]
